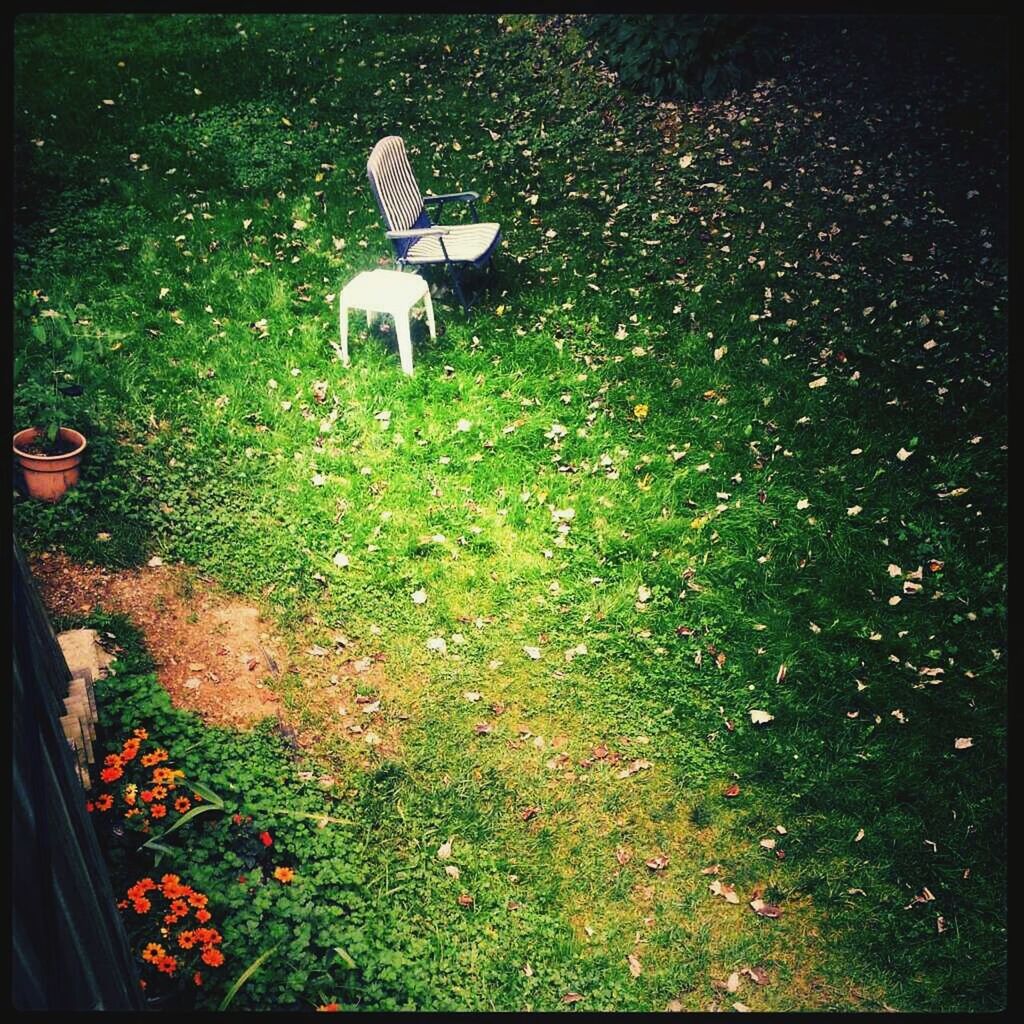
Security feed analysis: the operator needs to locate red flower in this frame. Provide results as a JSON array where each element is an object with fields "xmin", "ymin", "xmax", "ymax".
[
  {"xmin": 193, "ymin": 972, "xmax": 203, "ymax": 987},
  {"xmin": 260, "ymin": 831, "xmax": 273, "ymax": 847},
  {"xmin": 195, "ymin": 908, "xmax": 212, "ymax": 923},
  {"xmin": 150, "ymin": 803, "xmax": 167, "ymax": 819},
  {"xmin": 201, "ymin": 947, "xmax": 225, "ymax": 968},
  {"xmin": 100, "ymin": 766, "xmax": 123, "ymax": 784},
  {"xmin": 317, "ymin": 1004, "xmax": 341, "ymax": 1012}
]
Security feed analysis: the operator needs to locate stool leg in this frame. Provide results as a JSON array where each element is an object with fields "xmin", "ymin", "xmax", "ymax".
[
  {"xmin": 423, "ymin": 288, "xmax": 436, "ymax": 340},
  {"xmin": 339, "ymin": 302, "xmax": 350, "ymax": 366},
  {"xmin": 395, "ymin": 313, "xmax": 414, "ymax": 376}
]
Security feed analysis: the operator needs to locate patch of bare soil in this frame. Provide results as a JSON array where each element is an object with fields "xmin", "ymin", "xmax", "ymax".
[
  {"xmin": 28, "ymin": 552, "xmax": 412, "ymax": 759},
  {"xmin": 30, "ymin": 551, "xmax": 286, "ymax": 730}
]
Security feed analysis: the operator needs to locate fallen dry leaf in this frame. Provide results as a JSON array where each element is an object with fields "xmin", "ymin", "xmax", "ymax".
[
  {"xmin": 645, "ymin": 854, "xmax": 669, "ymax": 871},
  {"xmin": 742, "ymin": 966, "xmax": 770, "ymax": 986},
  {"xmin": 749, "ymin": 898, "xmax": 783, "ymax": 918},
  {"xmin": 709, "ymin": 880, "xmax": 740, "ymax": 904}
]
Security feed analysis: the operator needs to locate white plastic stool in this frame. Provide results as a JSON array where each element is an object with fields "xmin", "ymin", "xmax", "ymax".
[{"xmin": 338, "ymin": 269, "xmax": 435, "ymax": 375}]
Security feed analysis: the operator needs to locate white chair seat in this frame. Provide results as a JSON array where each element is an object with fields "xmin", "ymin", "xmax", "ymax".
[
  {"xmin": 338, "ymin": 269, "xmax": 435, "ymax": 375},
  {"xmin": 404, "ymin": 222, "xmax": 501, "ymax": 265}
]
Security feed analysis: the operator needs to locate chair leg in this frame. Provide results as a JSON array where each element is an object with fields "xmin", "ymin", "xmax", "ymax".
[
  {"xmin": 423, "ymin": 289, "xmax": 437, "ymax": 340},
  {"xmin": 395, "ymin": 314, "xmax": 414, "ymax": 376},
  {"xmin": 447, "ymin": 264, "xmax": 471, "ymax": 316},
  {"xmin": 339, "ymin": 302, "xmax": 350, "ymax": 366}
]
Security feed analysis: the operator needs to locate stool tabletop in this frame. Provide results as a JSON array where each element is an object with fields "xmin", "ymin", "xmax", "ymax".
[{"xmin": 342, "ymin": 269, "xmax": 429, "ymax": 308}]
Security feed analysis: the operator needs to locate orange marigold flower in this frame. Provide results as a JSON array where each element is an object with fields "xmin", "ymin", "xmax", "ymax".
[
  {"xmin": 133, "ymin": 727, "xmax": 149, "ymax": 740},
  {"xmin": 170, "ymin": 899, "xmax": 188, "ymax": 917},
  {"xmin": 141, "ymin": 943, "xmax": 165, "ymax": 963},
  {"xmin": 187, "ymin": 891, "xmax": 208, "ymax": 908},
  {"xmin": 177, "ymin": 930, "xmax": 197, "ymax": 950},
  {"xmin": 117, "ymin": 899, "xmax": 129, "ymax": 910},
  {"xmin": 104, "ymin": 754, "xmax": 123, "ymax": 769},
  {"xmin": 156, "ymin": 955, "xmax": 178, "ymax": 975},
  {"xmin": 317, "ymin": 1004, "xmax": 341, "ymax": 1012},
  {"xmin": 192, "ymin": 792, "xmax": 203, "ymax": 802},
  {"xmin": 95, "ymin": 794, "xmax": 114, "ymax": 812},
  {"xmin": 152, "ymin": 767, "xmax": 174, "ymax": 785},
  {"xmin": 273, "ymin": 866, "xmax": 295, "ymax": 884},
  {"xmin": 200, "ymin": 947, "xmax": 225, "ymax": 968},
  {"xmin": 100, "ymin": 766, "xmax": 123, "ymax": 784},
  {"xmin": 140, "ymin": 789, "xmax": 155, "ymax": 804},
  {"xmin": 150, "ymin": 803, "xmax": 167, "ymax": 819},
  {"xmin": 174, "ymin": 796, "xmax": 191, "ymax": 814},
  {"xmin": 193, "ymin": 972, "xmax": 203, "ymax": 987},
  {"xmin": 141, "ymin": 753, "xmax": 159, "ymax": 768},
  {"xmin": 194, "ymin": 908, "xmax": 212, "ymax": 923},
  {"xmin": 160, "ymin": 874, "xmax": 180, "ymax": 888},
  {"xmin": 151, "ymin": 785, "xmax": 168, "ymax": 800},
  {"xmin": 132, "ymin": 898, "xmax": 151, "ymax": 914},
  {"xmin": 152, "ymin": 748, "xmax": 169, "ymax": 763}
]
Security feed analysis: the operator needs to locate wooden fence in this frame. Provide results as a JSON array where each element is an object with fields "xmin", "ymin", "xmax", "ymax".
[{"xmin": 11, "ymin": 540, "xmax": 144, "ymax": 1010}]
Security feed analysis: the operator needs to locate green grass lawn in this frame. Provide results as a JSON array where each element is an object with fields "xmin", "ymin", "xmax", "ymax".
[{"xmin": 14, "ymin": 13, "xmax": 1006, "ymax": 1012}]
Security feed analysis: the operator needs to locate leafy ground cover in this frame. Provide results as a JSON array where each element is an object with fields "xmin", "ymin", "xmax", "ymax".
[{"xmin": 15, "ymin": 13, "xmax": 1006, "ymax": 1012}]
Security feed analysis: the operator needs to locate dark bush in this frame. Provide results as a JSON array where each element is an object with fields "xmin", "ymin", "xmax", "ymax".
[{"xmin": 583, "ymin": 14, "xmax": 773, "ymax": 100}]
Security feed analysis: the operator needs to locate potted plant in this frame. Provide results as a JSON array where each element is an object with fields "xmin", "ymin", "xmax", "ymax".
[{"xmin": 13, "ymin": 299, "xmax": 102, "ymax": 502}]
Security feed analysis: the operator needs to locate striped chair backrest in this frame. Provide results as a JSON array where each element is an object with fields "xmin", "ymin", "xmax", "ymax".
[{"xmin": 367, "ymin": 137, "xmax": 428, "ymax": 250}]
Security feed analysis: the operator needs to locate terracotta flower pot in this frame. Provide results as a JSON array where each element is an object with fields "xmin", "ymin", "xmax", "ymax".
[{"xmin": 13, "ymin": 426, "xmax": 87, "ymax": 502}]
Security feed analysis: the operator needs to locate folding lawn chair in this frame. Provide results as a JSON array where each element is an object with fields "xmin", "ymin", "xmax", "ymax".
[{"xmin": 366, "ymin": 135, "xmax": 501, "ymax": 315}]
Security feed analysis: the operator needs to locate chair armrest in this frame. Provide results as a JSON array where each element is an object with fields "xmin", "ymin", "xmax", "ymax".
[
  {"xmin": 423, "ymin": 191, "xmax": 480, "ymax": 206},
  {"xmin": 385, "ymin": 227, "xmax": 452, "ymax": 240}
]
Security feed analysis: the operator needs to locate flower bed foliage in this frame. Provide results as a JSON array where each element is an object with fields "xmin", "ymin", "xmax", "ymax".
[{"xmin": 89, "ymin": 620, "xmax": 377, "ymax": 1010}]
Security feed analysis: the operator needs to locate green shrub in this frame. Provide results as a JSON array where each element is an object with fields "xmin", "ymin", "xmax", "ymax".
[{"xmin": 583, "ymin": 14, "xmax": 773, "ymax": 100}]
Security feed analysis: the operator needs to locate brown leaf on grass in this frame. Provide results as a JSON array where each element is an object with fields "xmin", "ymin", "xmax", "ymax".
[
  {"xmin": 666, "ymin": 999, "xmax": 684, "ymax": 1012},
  {"xmin": 700, "ymin": 864, "xmax": 722, "ymax": 875},
  {"xmin": 627, "ymin": 952, "xmax": 643, "ymax": 977},
  {"xmin": 675, "ymin": 625, "xmax": 695, "ymax": 637},
  {"xmin": 473, "ymin": 721, "xmax": 494, "ymax": 735},
  {"xmin": 709, "ymin": 880, "xmax": 740, "ymax": 904},
  {"xmin": 723, "ymin": 783, "xmax": 741, "ymax": 798},
  {"xmin": 615, "ymin": 845, "xmax": 633, "ymax": 866},
  {"xmin": 562, "ymin": 993, "xmax": 584, "ymax": 1004},
  {"xmin": 645, "ymin": 854, "xmax": 669, "ymax": 871},
  {"xmin": 616, "ymin": 758, "xmax": 653, "ymax": 779},
  {"xmin": 749, "ymin": 898, "xmax": 783, "ymax": 918},
  {"xmin": 457, "ymin": 892, "xmax": 474, "ymax": 907},
  {"xmin": 520, "ymin": 806, "xmax": 540, "ymax": 821},
  {"xmin": 592, "ymin": 744, "xmax": 610, "ymax": 759},
  {"xmin": 741, "ymin": 966, "xmax": 770, "ymax": 986}
]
